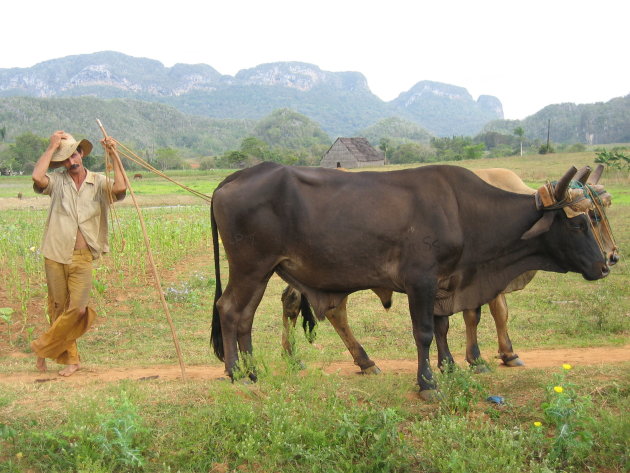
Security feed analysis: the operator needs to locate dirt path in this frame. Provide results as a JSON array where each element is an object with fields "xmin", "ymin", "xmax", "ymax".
[{"xmin": 2, "ymin": 345, "xmax": 628, "ymax": 386}]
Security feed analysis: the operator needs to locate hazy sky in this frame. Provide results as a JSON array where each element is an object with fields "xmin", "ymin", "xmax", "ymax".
[{"xmin": 2, "ymin": 0, "xmax": 627, "ymax": 119}]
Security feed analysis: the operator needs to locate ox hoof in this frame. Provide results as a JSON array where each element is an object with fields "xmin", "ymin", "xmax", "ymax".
[
  {"xmin": 502, "ymin": 356, "xmax": 525, "ymax": 367},
  {"xmin": 361, "ymin": 365, "xmax": 381, "ymax": 375},
  {"xmin": 418, "ymin": 389, "xmax": 440, "ymax": 402}
]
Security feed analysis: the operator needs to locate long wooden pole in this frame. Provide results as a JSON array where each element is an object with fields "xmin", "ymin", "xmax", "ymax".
[{"xmin": 97, "ymin": 119, "xmax": 186, "ymax": 379}]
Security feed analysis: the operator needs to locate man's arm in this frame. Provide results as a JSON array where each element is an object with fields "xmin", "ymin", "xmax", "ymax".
[
  {"xmin": 101, "ymin": 137, "xmax": 128, "ymax": 200},
  {"xmin": 32, "ymin": 131, "xmax": 65, "ymax": 190}
]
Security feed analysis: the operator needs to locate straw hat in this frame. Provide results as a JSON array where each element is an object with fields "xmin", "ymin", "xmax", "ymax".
[{"xmin": 50, "ymin": 134, "xmax": 93, "ymax": 168}]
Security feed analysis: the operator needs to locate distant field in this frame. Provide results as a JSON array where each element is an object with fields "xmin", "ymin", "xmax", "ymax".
[{"xmin": 0, "ymin": 150, "xmax": 628, "ymax": 202}]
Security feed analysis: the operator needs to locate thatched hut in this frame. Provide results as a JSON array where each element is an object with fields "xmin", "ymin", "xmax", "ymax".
[{"xmin": 320, "ymin": 137, "xmax": 385, "ymax": 169}]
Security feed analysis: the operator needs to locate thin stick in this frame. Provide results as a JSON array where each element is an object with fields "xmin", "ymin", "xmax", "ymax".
[{"xmin": 97, "ymin": 119, "xmax": 186, "ymax": 379}]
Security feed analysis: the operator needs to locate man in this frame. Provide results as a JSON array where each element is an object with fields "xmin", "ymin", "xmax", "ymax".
[{"xmin": 31, "ymin": 130, "xmax": 127, "ymax": 376}]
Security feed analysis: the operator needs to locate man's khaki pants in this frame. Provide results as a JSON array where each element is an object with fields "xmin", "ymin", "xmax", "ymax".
[{"xmin": 31, "ymin": 249, "xmax": 97, "ymax": 365}]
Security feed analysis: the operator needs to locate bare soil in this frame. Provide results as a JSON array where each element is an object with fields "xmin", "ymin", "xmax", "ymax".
[{"xmin": 2, "ymin": 345, "xmax": 628, "ymax": 386}]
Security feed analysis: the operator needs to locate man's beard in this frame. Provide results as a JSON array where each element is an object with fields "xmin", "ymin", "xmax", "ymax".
[{"xmin": 70, "ymin": 164, "xmax": 80, "ymax": 170}]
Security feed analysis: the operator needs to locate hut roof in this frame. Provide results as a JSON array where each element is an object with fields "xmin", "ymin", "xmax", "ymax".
[{"xmin": 336, "ymin": 138, "xmax": 384, "ymax": 162}]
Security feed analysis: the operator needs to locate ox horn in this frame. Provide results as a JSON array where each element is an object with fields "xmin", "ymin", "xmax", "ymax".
[
  {"xmin": 588, "ymin": 164, "xmax": 605, "ymax": 185},
  {"xmin": 574, "ymin": 166, "xmax": 592, "ymax": 184},
  {"xmin": 554, "ymin": 166, "xmax": 578, "ymax": 201}
]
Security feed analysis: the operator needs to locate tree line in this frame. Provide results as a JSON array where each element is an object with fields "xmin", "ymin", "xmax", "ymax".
[{"xmin": 0, "ymin": 120, "xmax": 619, "ymax": 174}]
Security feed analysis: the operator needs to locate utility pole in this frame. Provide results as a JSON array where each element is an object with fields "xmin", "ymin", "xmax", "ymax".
[{"xmin": 546, "ymin": 119, "xmax": 551, "ymax": 152}]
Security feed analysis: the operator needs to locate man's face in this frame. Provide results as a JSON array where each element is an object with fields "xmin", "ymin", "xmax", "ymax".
[{"xmin": 63, "ymin": 147, "xmax": 84, "ymax": 174}]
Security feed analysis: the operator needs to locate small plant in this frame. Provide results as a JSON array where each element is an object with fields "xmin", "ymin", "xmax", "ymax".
[
  {"xmin": 232, "ymin": 352, "xmax": 268, "ymax": 382},
  {"xmin": 164, "ymin": 282, "xmax": 194, "ymax": 302},
  {"xmin": 433, "ymin": 361, "xmax": 488, "ymax": 415},
  {"xmin": 0, "ymin": 307, "xmax": 14, "ymax": 345},
  {"xmin": 93, "ymin": 392, "xmax": 149, "ymax": 470},
  {"xmin": 539, "ymin": 364, "xmax": 594, "ymax": 469},
  {"xmin": 164, "ymin": 272, "xmax": 215, "ymax": 304},
  {"xmin": 92, "ymin": 278, "xmax": 107, "ymax": 296},
  {"xmin": 281, "ymin": 323, "xmax": 305, "ymax": 373}
]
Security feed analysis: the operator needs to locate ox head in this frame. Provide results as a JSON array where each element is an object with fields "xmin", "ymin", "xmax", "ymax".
[{"xmin": 521, "ymin": 165, "xmax": 617, "ymax": 281}]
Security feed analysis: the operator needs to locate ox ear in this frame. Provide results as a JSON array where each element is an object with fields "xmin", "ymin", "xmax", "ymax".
[
  {"xmin": 588, "ymin": 164, "xmax": 604, "ymax": 185},
  {"xmin": 521, "ymin": 212, "xmax": 555, "ymax": 240}
]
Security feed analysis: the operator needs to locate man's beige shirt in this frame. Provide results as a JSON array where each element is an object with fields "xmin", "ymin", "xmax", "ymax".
[{"xmin": 35, "ymin": 169, "xmax": 121, "ymax": 264}]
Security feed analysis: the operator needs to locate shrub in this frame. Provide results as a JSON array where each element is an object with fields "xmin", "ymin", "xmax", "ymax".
[
  {"xmin": 539, "ymin": 365, "xmax": 595, "ymax": 470},
  {"xmin": 539, "ymin": 143, "xmax": 555, "ymax": 154},
  {"xmin": 595, "ymin": 150, "xmax": 630, "ymax": 171}
]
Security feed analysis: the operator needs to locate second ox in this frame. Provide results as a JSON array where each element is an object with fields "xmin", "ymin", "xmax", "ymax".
[{"xmin": 280, "ymin": 166, "xmax": 617, "ymax": 374}]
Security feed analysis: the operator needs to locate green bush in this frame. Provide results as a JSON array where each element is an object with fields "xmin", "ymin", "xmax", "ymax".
[
  {"xmin": 540, "ymin": 367, "xmax": 594, "ymax": 469},
  {"xmin": 412, "ymin": 416, "xmax": 550, "ymax": 473},
  {"xmin": 433, "ymin": 362, "xmax": 488, "ymax": 415},
  {"xmin": 166, "ymin": 374, "xmax": 411, "ymax": 472},
  {"xmin": 595, "ymin": 150, "xmax": 630, "ymax": 171},
  {"xmin": 2, "ymin": 390, "xmax": 149, "ymax": 472}
]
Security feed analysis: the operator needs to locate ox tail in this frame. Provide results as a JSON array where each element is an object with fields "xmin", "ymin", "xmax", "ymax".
[
  {"xmin": 210, "ymin": 199, "xmax": 225, "ymax": 362},
  {"xmin": 299, "ymin": 293, "xmax": 318, "ymax": 343}
]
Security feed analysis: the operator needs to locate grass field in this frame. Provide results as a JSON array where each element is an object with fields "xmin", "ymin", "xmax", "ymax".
[{"xmin": 0, "ymin": 152, "xmax": 628, "ymax": 472}]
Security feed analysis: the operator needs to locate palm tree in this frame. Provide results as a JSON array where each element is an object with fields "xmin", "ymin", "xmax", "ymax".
[{"xmin": 513, "ymin": 127, "xmax": 525, "ymax": 157}]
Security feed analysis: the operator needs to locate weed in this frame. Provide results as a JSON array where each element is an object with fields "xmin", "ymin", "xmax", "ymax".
[
  {"xmin": 0, "ymin": 307, "xmax": 13, "ymax": 345},
  {"xmin": 232, "ymin": 352, "xmax": 268, "ymax": 382},
  {"xmin": 281, "ymin": 322, "xmax": 305, "ymax": 373},
  {"xmin": 167, "ymin": 371, "xmax": 411, "ymax": 472},
  {"xmin": 1, "ymin": 390, "xmax": 149, "ymax": 472},
  {"xmin": 164, "ymin": 271, "xmax": 214, "ymax": 305},
  {"xmin": 411, "ymin": 416, "xmax": 550, "ymax": 473},
  {"xmin": 433, "ymin": 361, "xmax": 488, "ymax": 415},
  {"xmin": 536, "ymin": 365, "xmax": 595, "ymax": 470},
  {"xmin": 92, "ymin": 278, "xmax": 107, "ymax": 296},
  {"xmin": 92, "ymin": 392, "xmax": 149, "ymax": 470}
]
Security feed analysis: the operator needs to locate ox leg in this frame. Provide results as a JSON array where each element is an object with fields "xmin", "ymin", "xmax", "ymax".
[
  {"xmin": 407, "ymin": 279, "xmax": 437, "ymax": 399},
  {"xmin": 488, "ymin": 294, "xmax": 524, "ymax": 367},
  {"xmin": 462, "ymin": 307, "xmax": 490, "ymax": 373},
  {"xmin": 281, "ymin": 286, "xmax": 302, "ymax": 356},
  {"xmin": 326, "ymin": 297, "xmax": 380, "ymax": 374},
  {"xmin": 217, "ymin": 277, "xmax": 270, "ymax": 381},
  {"xmin": 433, "ymin": 315, "xmax": 455, "ymax": 371}
]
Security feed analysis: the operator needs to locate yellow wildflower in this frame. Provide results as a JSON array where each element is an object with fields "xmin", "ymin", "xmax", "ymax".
[
  {"xmin": 533, "ymin": 421, "xmax": 542, "ymax": 427},
  {"xmin": 15, "ymin": 452, "xmax": 23, "ymax": 459},
  {"xmin": 29, "ymin": 246, "xmax": 36, "ymax": 252},
  {"xmin": 562, "ymin": 363, "xmax": 572, "ymax": 370},
  {"xmin": 554, "ymin": 386, "xmax": 564, "ymax": 393}
]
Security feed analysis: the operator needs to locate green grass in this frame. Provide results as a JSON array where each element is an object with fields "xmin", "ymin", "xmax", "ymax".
[
  {"xmin": 0, "ymin": 153, "xmax": 628, "ymax": 472},
  {"xmin": 1, "ymin": 365, "xmax": 628, "ymax": 472}
]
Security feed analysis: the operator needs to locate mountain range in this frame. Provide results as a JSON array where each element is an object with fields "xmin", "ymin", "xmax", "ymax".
[
  {"xmin": 1, "ymin": 51, "xmax": 628, "ymax": 151},
  {"xmin": 0, "ymin": 51, "xmax": 503, "ymax": 138}
]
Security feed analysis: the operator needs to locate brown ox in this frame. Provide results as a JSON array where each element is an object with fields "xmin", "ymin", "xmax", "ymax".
[
  {"xmin": 280, "ymin": 166, "xmax": 617, "ymax": 374},
  {"xmin": 211, "ymin": 163, "xmax": 614, "ymax": 398}
]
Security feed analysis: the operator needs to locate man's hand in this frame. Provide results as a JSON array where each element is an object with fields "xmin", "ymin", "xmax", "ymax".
[
  {"xmin": 100, "ymin": 137, "xmax": 117, "ymax": 152},
  {"xmin": 33, "ymin": 131, "xmax": 67, "ymax": 189},
  {"xmin": 48, "ymin": 130, "xmax": 67, "ymax": 151}
]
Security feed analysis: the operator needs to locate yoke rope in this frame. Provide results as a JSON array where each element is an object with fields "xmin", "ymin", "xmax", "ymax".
[{"xmin": 108, "ymin": 139, "xmax": 212, "ymax": 202}]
